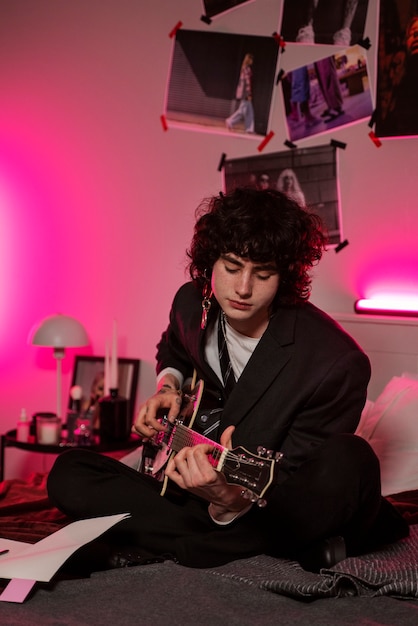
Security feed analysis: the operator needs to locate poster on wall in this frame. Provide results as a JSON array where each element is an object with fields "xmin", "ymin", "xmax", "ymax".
[
  {"xmin": 222, "ymin": 144, "xmax": 342, "ymax": 247},
  {"xmin": 164, "ymin": 29, "xmax": 279, "ymax": 138},
  {"xmin": 201, "ymin": 0, "xmax": 255, "ymax": 20},
  {"xmin": 279, "ymin": 0, "xmax": 369, "ymax": 45},
  {"xmin": 281, "ymin": 44, "xmax": 373, "ymax": 142},
  {"xmin": 375, "ymin": 0, "xmax": 418, "ymax": 138}
]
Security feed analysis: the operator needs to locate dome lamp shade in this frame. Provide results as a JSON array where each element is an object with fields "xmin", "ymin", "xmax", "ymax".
[{"xmin": 29, "ymin": 314, "xmax": 89, "ymax": 419}]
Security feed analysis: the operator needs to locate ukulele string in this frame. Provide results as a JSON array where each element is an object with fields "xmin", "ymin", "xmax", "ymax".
[
  {"xmin": 171, "ymin": 424, "xmax": 257, "ymax": 467},
  {"xmin": 172, "ymin": 425, "xmax": 267, "ymax": 466},
  {"xmin": 172, "ymin": 424, "xmax": 223, "ymax": 461}
]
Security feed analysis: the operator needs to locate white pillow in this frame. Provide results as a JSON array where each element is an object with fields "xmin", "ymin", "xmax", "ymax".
[
  {"xmin": 355, "ymin": 399, "xmax": 375, "ymax": 439},
  {"xmin": 356, "ymin": 375, "xmax": 418, "ymax": 496}
]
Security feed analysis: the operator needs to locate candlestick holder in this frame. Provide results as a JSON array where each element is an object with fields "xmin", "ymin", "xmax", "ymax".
[{"xmin": 98, "ymin": 388, "xmax": 130, "ymax": 443}]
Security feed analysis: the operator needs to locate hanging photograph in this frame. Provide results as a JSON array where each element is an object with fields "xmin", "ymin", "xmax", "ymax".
[
  {"xmin": 222, "ymin": 144, "xmax": 342, "ymax": 247},
  {"xmin": 281, "ymin": 44, "xmax": 373, "ymax": 142},
  {"xmin": 279, "ymin": 0, "xmax": 369, "ymax": 45},
  {"xmin": 164, "ymin": 29, "xmax": 279, "ymax": 137},
  {"xmin": 201, "ymin": 0, "xmax": 255, "ymax": 20},
  {"xmin": 375, "ymin": 0, "xmax": 418, "ymax": 138}
]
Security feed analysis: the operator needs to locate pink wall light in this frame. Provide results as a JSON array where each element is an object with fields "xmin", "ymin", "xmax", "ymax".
[{"xmin": 355, "ymin": 296, "xmax": 418, "ymax": 317}]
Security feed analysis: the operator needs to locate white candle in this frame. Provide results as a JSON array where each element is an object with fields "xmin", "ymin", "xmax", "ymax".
[
  {"xmin": 104, "ymin": 339, "xmax": 110, "ymax": 396},
  {"xmin": 37, "ymin": 418, "xmax": 61, "ymax": 445},
  {"xmin": 110, "ymin": 319, "xmax": 118, "ymax": 390}
]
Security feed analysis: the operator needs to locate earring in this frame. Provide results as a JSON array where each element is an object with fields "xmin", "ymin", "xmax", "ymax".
[{"xmin": 200, "ymin": 282, "xmax": 213, "ymax": 330}]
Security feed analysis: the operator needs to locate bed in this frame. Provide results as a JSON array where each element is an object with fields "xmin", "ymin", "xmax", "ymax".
[
  {"xmin": 1, "ymin": 313, "xmax": 418, "ymax": 625},
  {"xmin": 1, "ymin": 472, "xmax": 418, "ymax": 625}
]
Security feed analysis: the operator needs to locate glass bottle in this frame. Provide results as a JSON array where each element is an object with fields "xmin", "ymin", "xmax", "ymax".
[{"xmin": 16, "ymin": 408, "xmax": 30, "ymax": 443}]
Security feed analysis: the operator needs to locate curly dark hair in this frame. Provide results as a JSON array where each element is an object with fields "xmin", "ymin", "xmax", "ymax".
[{"xmin": 187, "ymin": 187, "xmax": 327, "ymax": 305}]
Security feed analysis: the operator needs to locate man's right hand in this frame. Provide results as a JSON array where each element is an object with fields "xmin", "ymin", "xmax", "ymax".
[{"xmin": 132, "ymin": 375, "xmax": 182, "ymax": 438}]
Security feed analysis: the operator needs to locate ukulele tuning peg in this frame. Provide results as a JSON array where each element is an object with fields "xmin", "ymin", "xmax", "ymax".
[
  {"xmin": 257, "ymin": 446, "xmax": 267, "ymax": 456},
  {"xmin": 241, "ymin": 489, "xmax": 267, "ymax": 507}
]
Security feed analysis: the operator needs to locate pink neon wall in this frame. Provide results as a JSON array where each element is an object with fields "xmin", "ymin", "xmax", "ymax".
[{"xmin": 1, "ymin": 0, "xmax": 418, "ymax": 478}]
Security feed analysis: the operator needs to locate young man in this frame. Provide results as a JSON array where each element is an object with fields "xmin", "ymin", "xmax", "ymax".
[{"xmin": 47, "ymin": 188, "xmax": 408, "ymax": 571}]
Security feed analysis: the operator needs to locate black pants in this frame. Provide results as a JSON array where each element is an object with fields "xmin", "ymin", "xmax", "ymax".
[{"xmin": 47, "ymin": 433, "xmax": 408, "ymax": 568}]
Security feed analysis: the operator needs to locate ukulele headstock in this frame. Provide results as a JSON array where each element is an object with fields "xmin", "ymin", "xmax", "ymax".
[{"xmin": 222, "ymin": 446, "xmax": 283, "ymax": 507}]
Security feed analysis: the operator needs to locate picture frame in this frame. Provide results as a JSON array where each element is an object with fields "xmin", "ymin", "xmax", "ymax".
[
  {"xmin": 281, "ymin": 45, "xmax": 373, "ymax": 143},
  {"xmin": 201, "ymin": 0, "xmax": 255, "ymax": 20},
  {"xmin": 222, "ymin": 144, "xmax": 342, "ymax": 247},
  {"xmin": 279, "ymin": 0, "xmax": 369, "ymax": 46},
  {"xmin": 375, "ymin": 0, "xmax": 418, "ymax": 138},
  {"xmin": 164, "ymin": 29, "xmax": 279, "ymax": 137},
  {"xmin": 68, "ymin": 356, "xmax": 140, "ymax": 425}
]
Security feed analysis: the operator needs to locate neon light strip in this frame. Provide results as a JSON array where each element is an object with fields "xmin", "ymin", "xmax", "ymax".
[{"xmin": 355, "ymin": 298, "xmax": 418, "ymax": 316}]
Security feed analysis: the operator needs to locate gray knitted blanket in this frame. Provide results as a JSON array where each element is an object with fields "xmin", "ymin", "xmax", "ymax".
[{"xmin": 207, "ymin": 524, "xmax": 418, "ymax": 599}]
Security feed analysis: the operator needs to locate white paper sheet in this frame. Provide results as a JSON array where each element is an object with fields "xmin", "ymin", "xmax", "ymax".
[{"xmin": 0, "ymin": 512, "xmax": 130, "ymax": 602}]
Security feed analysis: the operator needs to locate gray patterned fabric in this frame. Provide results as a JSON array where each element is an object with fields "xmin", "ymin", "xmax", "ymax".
[{"xmin": 207, "ymin": 524, "xmax": 418, "ymax": 599}]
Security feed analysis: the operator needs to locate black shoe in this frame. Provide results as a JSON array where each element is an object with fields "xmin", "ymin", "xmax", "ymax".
[
  {"xmin": 323, "ymin": 108, "xmax": 345, "ymax": 122},
  {"xmin": 320, "ymin": 108, "xmax": 333, "ymax": 118},
  {"xmin": 349, "ymin": 496, "xmax": 410, "ymax": 556},
  {"xmin": 108, "ymin": 548, "xmax": 175, "ymax": 568},
  {"xmin": 298, "ymin": 536, "xmax": 346, "ymax": 573}
]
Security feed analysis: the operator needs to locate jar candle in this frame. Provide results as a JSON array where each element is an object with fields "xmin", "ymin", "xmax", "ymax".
[{"xmin": 36, "ymin": 416, "xmax": 62, "ymax": 445}]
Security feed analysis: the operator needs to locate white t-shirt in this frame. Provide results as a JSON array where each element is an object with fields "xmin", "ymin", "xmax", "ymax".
[{"xmin": 157, "ymin": 313, "xmax": 261, "ymax": 388}]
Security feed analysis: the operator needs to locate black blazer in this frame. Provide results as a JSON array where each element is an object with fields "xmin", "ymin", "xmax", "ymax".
[{"xmin": 156, "ymin": 282, "xmax": 371, "ymax": 483}]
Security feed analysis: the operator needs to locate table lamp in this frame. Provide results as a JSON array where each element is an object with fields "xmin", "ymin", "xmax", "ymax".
[{"xmin": 29, "ymin": 314, "xmax": 89, "ymax": 419}]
